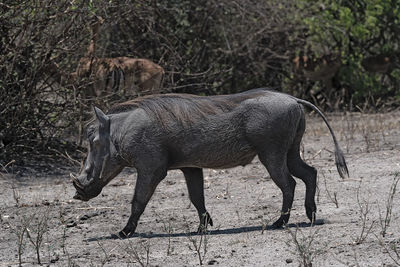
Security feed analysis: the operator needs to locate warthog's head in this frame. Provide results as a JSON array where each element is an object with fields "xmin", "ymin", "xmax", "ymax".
[{"xmin": 72, "ymin": 107, "xmax": 123, "ymax": 201}]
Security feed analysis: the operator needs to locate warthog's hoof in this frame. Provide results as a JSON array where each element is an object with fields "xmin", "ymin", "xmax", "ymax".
[
  {"xmin": 114, "ymin": 230, "xmax": 134, "ymax": 239},
  {"xmin": 116, "ymin": 223, "xmax": 137, "ymax": 239},
  {"xmin": 197, "ymin": 224, "xmax": 211, "ymax": 234},
  {"xmin": 271, "ymin": 221, "xmax": 284, "ymax": 229},
  {"xmin": 197, "ymin": 211, "xmax": 214, "ymax": 233},
  {"xmin": 271, "ymin": 215, "xmax": 289, "ymax": 229},
  {"xmin": 306, "ymin": 208, "xmax": 317, "ymax": 224}
]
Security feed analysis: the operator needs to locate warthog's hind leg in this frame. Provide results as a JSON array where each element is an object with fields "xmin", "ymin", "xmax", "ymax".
[
  {"xmin": 181, "ymin": 167, "xmax": 213, "ymax": 232},
  {"xmin": 287, "ymin": 115, "xmax": 317, "ymax": 223},
  {"xmin": 258, "ymin": 149, "xmax": 296, "ymax": 228},
  {"xmin": 287, "ymin": 155, "xmax": 317, "ymax": 223}
]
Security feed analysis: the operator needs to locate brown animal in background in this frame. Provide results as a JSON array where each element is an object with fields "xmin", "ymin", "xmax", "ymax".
[
  {"xmin": 292, "ymin": 53, "xmax": 341, "ymax": 85},
  {"xmin": 75, "ymin": 56, "xmax": 164, "ymax": 97},
  {"xmin": 75, "ymin": 16, "xmax": 164, "ymax": 99},
  {"xmin": 292, "ymin": 53, "xmax": 342, "ymax": 109}
]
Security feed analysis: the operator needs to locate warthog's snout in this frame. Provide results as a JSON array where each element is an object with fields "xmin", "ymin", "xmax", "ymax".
[
  {"xmin": 72, "ymin": 183, "xmax": 88, "ymax": 201},
  {"xmin": 70, "ymin": 173, "xmax": 97, "ymax": 202}
]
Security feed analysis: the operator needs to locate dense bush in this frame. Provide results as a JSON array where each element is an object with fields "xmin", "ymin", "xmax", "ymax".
[
  {"xmin": 0, "ymin": 0, "xmax": 399, "ymax": 164},
  {"xmin": 297, "ymin": 0, "xmax": 400, "ymax": 109}
]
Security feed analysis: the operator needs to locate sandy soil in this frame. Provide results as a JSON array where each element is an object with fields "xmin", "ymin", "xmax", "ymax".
[{"xmin": 1, "ymin": 112, "xmax": 400, "ymax": 266}]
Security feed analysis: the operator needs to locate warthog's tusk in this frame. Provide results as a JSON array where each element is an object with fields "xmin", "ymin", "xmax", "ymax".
[
  {"xmin": 70, "ymin": 173, "xmax": 78, "ymax": 182},
  {"xmin": 70, "ymin": 173, "xmax": 84, "ymax": 189}
]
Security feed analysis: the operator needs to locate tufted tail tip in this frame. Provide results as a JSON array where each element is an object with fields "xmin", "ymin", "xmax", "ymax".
[{"xmin": 335, "ymin": 149, "xmax": 349, "ymax": 179}]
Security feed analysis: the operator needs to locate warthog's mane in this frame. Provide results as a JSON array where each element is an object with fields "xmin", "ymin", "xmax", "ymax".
[{"xmin": 106, "ymin": 90, "xmax": 266, "ymax": 128}]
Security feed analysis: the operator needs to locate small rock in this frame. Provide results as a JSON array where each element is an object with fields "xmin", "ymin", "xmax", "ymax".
[
  {"xmin": 285, "ymin": 258, "xmax": 293, "ymax": 264},
  {"xmin": 66, "ymin": 218, "xmax": 77, "ymax": 228},
  {"xmin": 208, "ymin": 259, "xmax": 218, "ymax": 265},
  {"xmin": 50, "ymin": 254, "xmax": 59, "ymax": 263},
  {"xmin": 80, "ymin": 214, "xmax": 90, "ymax": 221}
]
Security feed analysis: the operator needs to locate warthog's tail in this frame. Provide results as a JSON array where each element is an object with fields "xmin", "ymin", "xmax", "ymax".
[{"xmin": 295, "ymin": 98, "xmax": 349, "ymax": 179}]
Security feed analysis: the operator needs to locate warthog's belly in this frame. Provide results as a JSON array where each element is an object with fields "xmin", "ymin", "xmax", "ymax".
[
  {"xmin": 198, "ymin": 149, "xmax": 257, "ymax": 169},
  {"xmin": 168, "ymin": 139, "xmax": 257, "ymax": 169}
]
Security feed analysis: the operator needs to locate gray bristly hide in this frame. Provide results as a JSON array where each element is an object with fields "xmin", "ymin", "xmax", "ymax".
[{"xmin": 72, "ymin": 88, "xmax": 348, "ymax": 238}]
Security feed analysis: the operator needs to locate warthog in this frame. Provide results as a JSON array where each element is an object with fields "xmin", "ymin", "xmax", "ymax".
[{"xmin": 72, "ymin": 88, "xmax": 348, "ymax": 237}]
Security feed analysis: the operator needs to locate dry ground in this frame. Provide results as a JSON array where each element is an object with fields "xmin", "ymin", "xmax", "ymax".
[{"xmin": 1, "ymin": 112, "xmax": 400, "ymax": 266}]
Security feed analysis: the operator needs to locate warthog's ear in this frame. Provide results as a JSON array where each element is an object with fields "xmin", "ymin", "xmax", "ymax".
[{"xmin": 94, "ymin": 106, "xmax": 110, "ymax": 132}]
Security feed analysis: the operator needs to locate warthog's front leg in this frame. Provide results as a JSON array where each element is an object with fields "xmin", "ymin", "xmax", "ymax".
[
  {"xmin": 119, "ymin": 166, "xmax": 167, "ymax": 238},
  {"xmin": 181, "ymin": 167, "xmax": 213, "ymax": 232}
]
